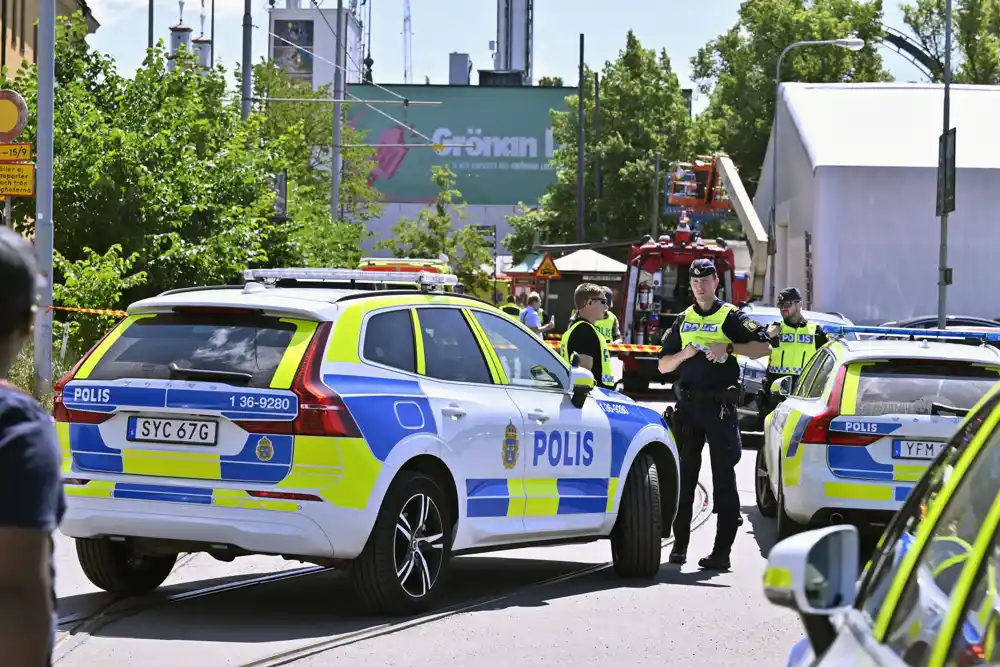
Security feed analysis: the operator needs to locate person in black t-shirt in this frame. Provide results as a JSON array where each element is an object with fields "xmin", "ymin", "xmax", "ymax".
[
  {"xmin": 563, "ymin": 283, "xmax": 612, "ymax": 389},
  {"xmin": 0, "ymin": 227, "xmax": 64, "ymax": 666}
]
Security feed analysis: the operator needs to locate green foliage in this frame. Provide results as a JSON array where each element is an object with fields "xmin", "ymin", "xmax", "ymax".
[
  {"xmin": 901, "ymin": 0, "xmax": 1000, "ymax": 83},
  {"xmin": 690, "ymin": 0, "xmax": 891, "ymax": 195},
  {"xmin": 53, "ymin": 245, "xmax": 146, "ymax": 353},
  {"xmin": 537, "ymin": 76, "xmax": 565, "ymax": 86},
  {"xmin": 504, "ymin": 31, "xmax": 692, "ymax": 260},
  {"xmin": 376, "ymin": 166, "xmax": 492, "ymax": 297}
]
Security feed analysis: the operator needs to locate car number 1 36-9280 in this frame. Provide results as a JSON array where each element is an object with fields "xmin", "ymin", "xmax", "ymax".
[{"xmin": 127, "ymin": 416, "xmax": 219, "ymax": 446}]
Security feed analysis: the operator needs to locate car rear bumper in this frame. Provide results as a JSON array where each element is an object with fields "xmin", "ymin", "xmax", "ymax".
[{"xmin": 62, "ymin": 495, "xmax": 346, "ymax": 560}]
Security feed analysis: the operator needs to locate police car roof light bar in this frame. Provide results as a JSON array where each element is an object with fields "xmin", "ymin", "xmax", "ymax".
[
  {"xmin": 243, "ymin": 268, "xmax": 459, "ymax": 287},
  {"xmin": 825, "ymin": 325, "xmax": 1000, "ymax": 342}
]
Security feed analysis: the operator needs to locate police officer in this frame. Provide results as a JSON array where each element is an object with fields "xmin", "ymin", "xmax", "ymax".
[
  {"xmin": 499, "ymin": 295, "xmax": 521, "ymax": 319},
  {"xmin": 592, "ymin": 287, "xmax": 623, "ymax": 343},
  {"xmin": 760, "ymin": 287, "xmax": 828, "ymax": 422},
  {"xmin": 562, "ymin": 283, "xmax": 615, "ymax": 389},
  {"xmin": 658, "ymin": 258, "xmax": 771, "ymax": 570}
]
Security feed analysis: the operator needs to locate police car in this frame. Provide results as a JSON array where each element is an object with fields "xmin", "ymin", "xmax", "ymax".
[
  {"xmin": 57, "ymin": 269, "xmax": 679, "ymax": 615},
  {"xmin": 755, "ymin": 326, "xmax": 1000, "ymax": 541},
  {"xmin": 762, "ymin": 368, "xmax": 1000, "ymax": 667}
]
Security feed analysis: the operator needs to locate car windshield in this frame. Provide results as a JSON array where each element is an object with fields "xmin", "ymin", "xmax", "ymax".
[
  {"xmin": 853, "ymin": 359, "xmax": 999, "ymax": 415},
  {"xmin": 746, "ymin": 313, "xmax": 857, "ymax": 340}
]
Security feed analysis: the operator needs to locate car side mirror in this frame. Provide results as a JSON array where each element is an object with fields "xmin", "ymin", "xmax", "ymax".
[
  {"xmin": 771, "ymin": 375, "xmax": 793, "ymax": 396},
  {"xmin": 764, "ymin": 525, "xmax": 859, "ymax": 656},
  {"xmin": 569, "ymin": 361, "xmax": 594, "ymax": 409}
]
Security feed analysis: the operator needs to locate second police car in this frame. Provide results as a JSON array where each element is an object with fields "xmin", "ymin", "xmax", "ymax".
[
  {"xmin": 56, "ymin": 269, "xmax": 680, "ymax": 615},
  {"xmin": 755, "ymin": 326, "xmax": 1000, "ymax": 541}
]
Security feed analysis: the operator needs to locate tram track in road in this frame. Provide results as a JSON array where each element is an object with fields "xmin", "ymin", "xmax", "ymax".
[
  {"xmin": 53, "ymin": 563, "xmax": 333, "ymax": 664},
  {"xmin": 233, "ymin": 483, "xmax": 713, "ymax": 667}
]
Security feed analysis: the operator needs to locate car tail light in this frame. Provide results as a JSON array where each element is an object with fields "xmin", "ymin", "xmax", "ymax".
[
  {"xmin": 233, "ymin": 322, "xmax": 361, "ymax": 438},
  {"xmin": 53, "ymin": 331, "xmax": 117, "ymax": 425},
  {"xmin": 799, "ymin": 366, "xmax": 878, "ymax": 447}
]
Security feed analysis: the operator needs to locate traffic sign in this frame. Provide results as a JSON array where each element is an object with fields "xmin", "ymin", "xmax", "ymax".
[
  {"xmin": 0, "ymin": 90, "xmax": 29, "ymax": 144},
  {"xmin": 936, "ymin": 127, "xmax": 956, "ymax": 216},
  {"xmin": 0, "ymin": 142, "xmax": 30, "ymax": 162},
  {"xmin": 0, "ymin": 162, "xmax": 35, "ymax": 196},
  {"xmin": 534, "ymin": 252, "xmax": 561, "ymax": 279}
]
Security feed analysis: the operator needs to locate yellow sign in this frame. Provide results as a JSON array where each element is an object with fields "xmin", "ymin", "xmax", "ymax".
[
  {"xmin": 0, "ymin": 143, "xmax": 30, "ymax": 161},
  {"xmin": 0, "ymin": 162, "xmax": 33, "ymax": 196},
  {"xmin": 534, "ymin": 253, "xmax": 561, "ymax": 279}
]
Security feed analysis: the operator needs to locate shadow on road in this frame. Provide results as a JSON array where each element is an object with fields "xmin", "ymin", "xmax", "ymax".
[
  {"xmin": 86, "ymin": 550, "xmax": 725, "ymax": 645},
  {"xmin": 742, "ymin": 504, "xmax": 778, "ymax": 559}
]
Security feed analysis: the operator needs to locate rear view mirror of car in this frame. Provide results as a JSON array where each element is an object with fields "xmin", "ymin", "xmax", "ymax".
[
  {"xmin": 771, "ymin": 376, "xmax": 793, "ymax": 396},
  {"xmin": 569, "ymin": 366, "xmax": 595, "ymax": 408}
]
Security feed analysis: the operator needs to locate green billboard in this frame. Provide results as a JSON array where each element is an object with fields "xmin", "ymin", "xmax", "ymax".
[{"xmin": 347, "ymin": 84, "xmax": 573, "ymax": 206}]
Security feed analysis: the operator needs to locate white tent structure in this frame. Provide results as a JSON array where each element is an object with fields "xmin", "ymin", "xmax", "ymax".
[{"xmin": 754, "ymin": 82, "xmax": 1000, "ymax": 325}]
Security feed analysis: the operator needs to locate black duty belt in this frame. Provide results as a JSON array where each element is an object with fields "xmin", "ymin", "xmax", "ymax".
[{"xmin": 675, "ymin": 383, "xmax": 740, "ymax": 404}]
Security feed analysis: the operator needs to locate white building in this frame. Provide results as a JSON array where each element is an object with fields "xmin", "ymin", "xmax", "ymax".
[
  {"xmin": 267, "ymin": 0, "xmax": 363, "ymax": 88},
  {"xmin": 754, "ymin": 82, "xmax": 1000, "ymax": 324}
]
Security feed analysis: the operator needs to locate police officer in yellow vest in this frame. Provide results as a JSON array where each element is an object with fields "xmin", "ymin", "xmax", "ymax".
[
  {"xmin": 499, "ymin": 295, "xmax": 521, "ymax": 319},
  {"xmin": 760, "ymin": 287, "xmax": 828, "ymax": 421},
  {"xmin": 658, "ymin": 259, "xmax": 771, "ymax": 570},
  {"xmin": 562, "ymin": 283, "xmax": 614, "ymax": 389}
]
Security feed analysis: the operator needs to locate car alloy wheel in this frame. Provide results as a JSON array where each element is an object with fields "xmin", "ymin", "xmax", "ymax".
[{"xmin": 393, "ymin": 493, "xmax": 445, "ymax": 598}]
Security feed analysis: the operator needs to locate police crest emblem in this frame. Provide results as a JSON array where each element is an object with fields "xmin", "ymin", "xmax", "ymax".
[
  {"xmin": 256, "ymin": 436, "xmax": 275, "ymax": 462},
  {"xmin": 502, "ymin": 422, "xmax": 519, "ymax": 470}
]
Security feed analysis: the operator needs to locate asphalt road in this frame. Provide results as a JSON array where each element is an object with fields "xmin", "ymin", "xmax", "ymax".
[{"xmin": 52, "ymin": 390, "xmax": 812, "ymax": 667}]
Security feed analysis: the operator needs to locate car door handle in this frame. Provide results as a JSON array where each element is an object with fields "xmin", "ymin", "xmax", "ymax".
[
  {"xmin": 441, "ymin": 405, "xmax": 466, "ymax": 418},
  {"xmin": 528, "ymin": 410, "xmax": 550, "ymax": 423}
]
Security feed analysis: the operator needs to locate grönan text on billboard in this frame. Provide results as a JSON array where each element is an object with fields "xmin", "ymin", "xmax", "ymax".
[{"xmin": 347, "ymin": 84, "xmax": 572, "ymax": 206}]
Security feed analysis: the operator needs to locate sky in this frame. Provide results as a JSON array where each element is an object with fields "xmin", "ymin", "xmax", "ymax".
[{"xmin": 86, "ymin": 0, "xmax": 926, "ymax": 113}]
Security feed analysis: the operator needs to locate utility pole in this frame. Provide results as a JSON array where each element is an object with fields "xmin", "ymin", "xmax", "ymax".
[
  {"xmin": 576, "ymin": 33, "xmax": 585, "ymax": 242},
  {"xmin": 240, "ymin": 0, "xmax": 252, "ymax": 120},
  {"xmin": 148, "ymin": 0, "xmax": 154, "ymax": 50},
  {"xmin": 936, "ymin": 0, "xmax": 955, "ymax": 328},
  {"xmin": 594, "ymin": 72, "xmax": 601, "ymax": 236},
  {"xmin": 35, "ymin": 0, "xmax": 55, "ymax": 397},
  {"xmin": 210, "ymin": 0, "xmax": 215, "ymax": 64},
  {"xmin": 331, "ymin": 0, "xmax": 345, "ymax": 221}
]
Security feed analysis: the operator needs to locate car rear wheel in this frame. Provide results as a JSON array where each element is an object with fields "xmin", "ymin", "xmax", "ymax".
[
  {"xmin": 611, "ymin": 452, "xmax": 662, "ymax": 578},
  {"xmin": 352, "ymin": 471, "xmax": 451, "ymax": 616},
  {"xmin": 76, "ymin": 538, "xmax": 176, "ymax": 595},
  {"xmin": 755, "ymin": 446, "xmax": 777, "ymax": 518}
]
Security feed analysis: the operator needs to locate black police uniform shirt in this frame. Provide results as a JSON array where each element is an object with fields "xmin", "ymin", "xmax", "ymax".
[
  {"xmin": 659, "ymin": 298, "xmax": 771, "ymax": 389},
  {"xmin": 0, "ymin": 382, "xmax": 66, "ymax": 653},
  {"xmin": 565, "ymin": 320, "xmax": 611, "ymax": 389}
]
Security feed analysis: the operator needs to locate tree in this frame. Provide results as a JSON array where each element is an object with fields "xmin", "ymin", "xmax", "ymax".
[
  {"xmin": 253, "ymin": 62, "xmax": 383, "ymax": 267},
  {"xmin": 690, "ymin": 0, "xmax": 890, "ymax": 195},
  {"xmin": 537, "ymin": 76, "xmax": 564, "ymax": 86},
  {"xmin": 375, "ymin": 166, "xmax": 492, "ymax": 297},
  {"xmin": 505, "ymin": 31, "xmax": 693, "ymax": 260},
  {"xmin": 8, "ymin": 13, "xmax": 299, "ymax": 310},
  {"xmin": 901, "ymin": 0, "xmax": 1000, "ymax": 83}
]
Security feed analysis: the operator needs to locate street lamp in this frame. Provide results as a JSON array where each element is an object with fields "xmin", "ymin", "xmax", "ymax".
[{"xmin": 767, "ymin": 37, "xmax": 866, "ymax": 304}]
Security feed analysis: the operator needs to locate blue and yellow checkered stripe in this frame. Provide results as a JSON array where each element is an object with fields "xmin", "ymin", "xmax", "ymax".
[
  {"xmin": 64, "ymin": 481, "xmax": 299, "ymax": 512},
  {"xmin": 466, "ymin": 477, "xmax": 618, "ymax": 517}
]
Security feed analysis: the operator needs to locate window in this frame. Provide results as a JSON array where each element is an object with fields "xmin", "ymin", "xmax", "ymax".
[
  {"xmin": 941, "ymin": 520, "xmax": 1000, "ymax": 666},
  {"xmin": 362, "ymin": 309, "xmax": 416, "ymax": 374},
  {"xmin": 853, "ymin": 360, "xmax": 998, "ymax": 417},
  {"xmin": 792, "ymin": 352, "xmax": 827, "ymax": 398},
  {"xmin": 802, "ymin": 351, "xmax": 836, "ymax": 399},
  {"xmin": 415, "ymin": 308, "xmax": 492, "ymax": 385},
  {"xmin": 876, "ymin": 400, "xmax": 1000, "ymax": 664},
  {"xmin": 854, "ymin": 393, "xmax": 1000, "ymax": 636},
  {"xmin": 472, "ymin": 310, "xmax": 568, "ymax": 390},
  {"xmin": 87, "ymin": 312, "xmax": 299, "ymax": 388}
]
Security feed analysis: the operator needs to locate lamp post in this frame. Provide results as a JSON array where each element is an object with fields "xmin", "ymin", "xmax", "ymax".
[{"xmin": 768, "ymin": 37, "xmax": 865, "ymax": 304}]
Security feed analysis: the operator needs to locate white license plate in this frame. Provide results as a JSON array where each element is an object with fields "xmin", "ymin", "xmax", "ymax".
[
  {"xmin": 127, "ymin": 417, "xmax": 218, "ymax": 446},
  {"xmin": 892, "ymin": 439, "xmax": 943, "ymax": 460}
]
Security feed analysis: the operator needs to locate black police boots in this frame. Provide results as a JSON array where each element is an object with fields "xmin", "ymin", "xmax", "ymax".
[
  {"xmin": 668, "ymin": 548, "xmax": 687, "ymax": 565},
  {"xmin": 697, "ymin": 553, "xmax": 731, "ymax": 570}
]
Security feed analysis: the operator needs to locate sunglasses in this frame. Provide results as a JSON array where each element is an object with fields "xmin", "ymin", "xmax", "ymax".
[{"xmin": 778, "ymin": 301, "xmax": 801, "ymax": 308}]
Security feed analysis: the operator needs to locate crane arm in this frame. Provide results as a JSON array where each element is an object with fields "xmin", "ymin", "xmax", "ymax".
[{"xmin": 715, "ymin": 155, "xmax": 768, "ymax": 301}]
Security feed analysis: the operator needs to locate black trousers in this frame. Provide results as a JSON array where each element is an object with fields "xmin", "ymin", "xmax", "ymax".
[{"xmin": 671, "ymin": 398, "xmax": 743, "ymax": 556}]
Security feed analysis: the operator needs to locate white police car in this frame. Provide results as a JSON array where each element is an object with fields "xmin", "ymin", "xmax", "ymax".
[
  {"xmin": 57, "ymin": 269, "xmax": 680, "ymax": 615},
  {"xmin": 755, "ymin": 326, "xmax": 1000, "ymax": 541}
]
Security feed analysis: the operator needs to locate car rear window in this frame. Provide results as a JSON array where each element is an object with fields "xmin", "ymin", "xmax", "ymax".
[
  {"xmin": 85, "ymin": 313, "xmax": 300, "ymax": 388},
  {"xmin": 853, "ymin": 359, "xmax": 999, "ymax": 415}
]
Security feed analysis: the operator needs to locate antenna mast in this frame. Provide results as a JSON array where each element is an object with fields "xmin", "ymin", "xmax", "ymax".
[{"xmin": 403, "ymin": 0, "xmax": 412, "ymax": 83}]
